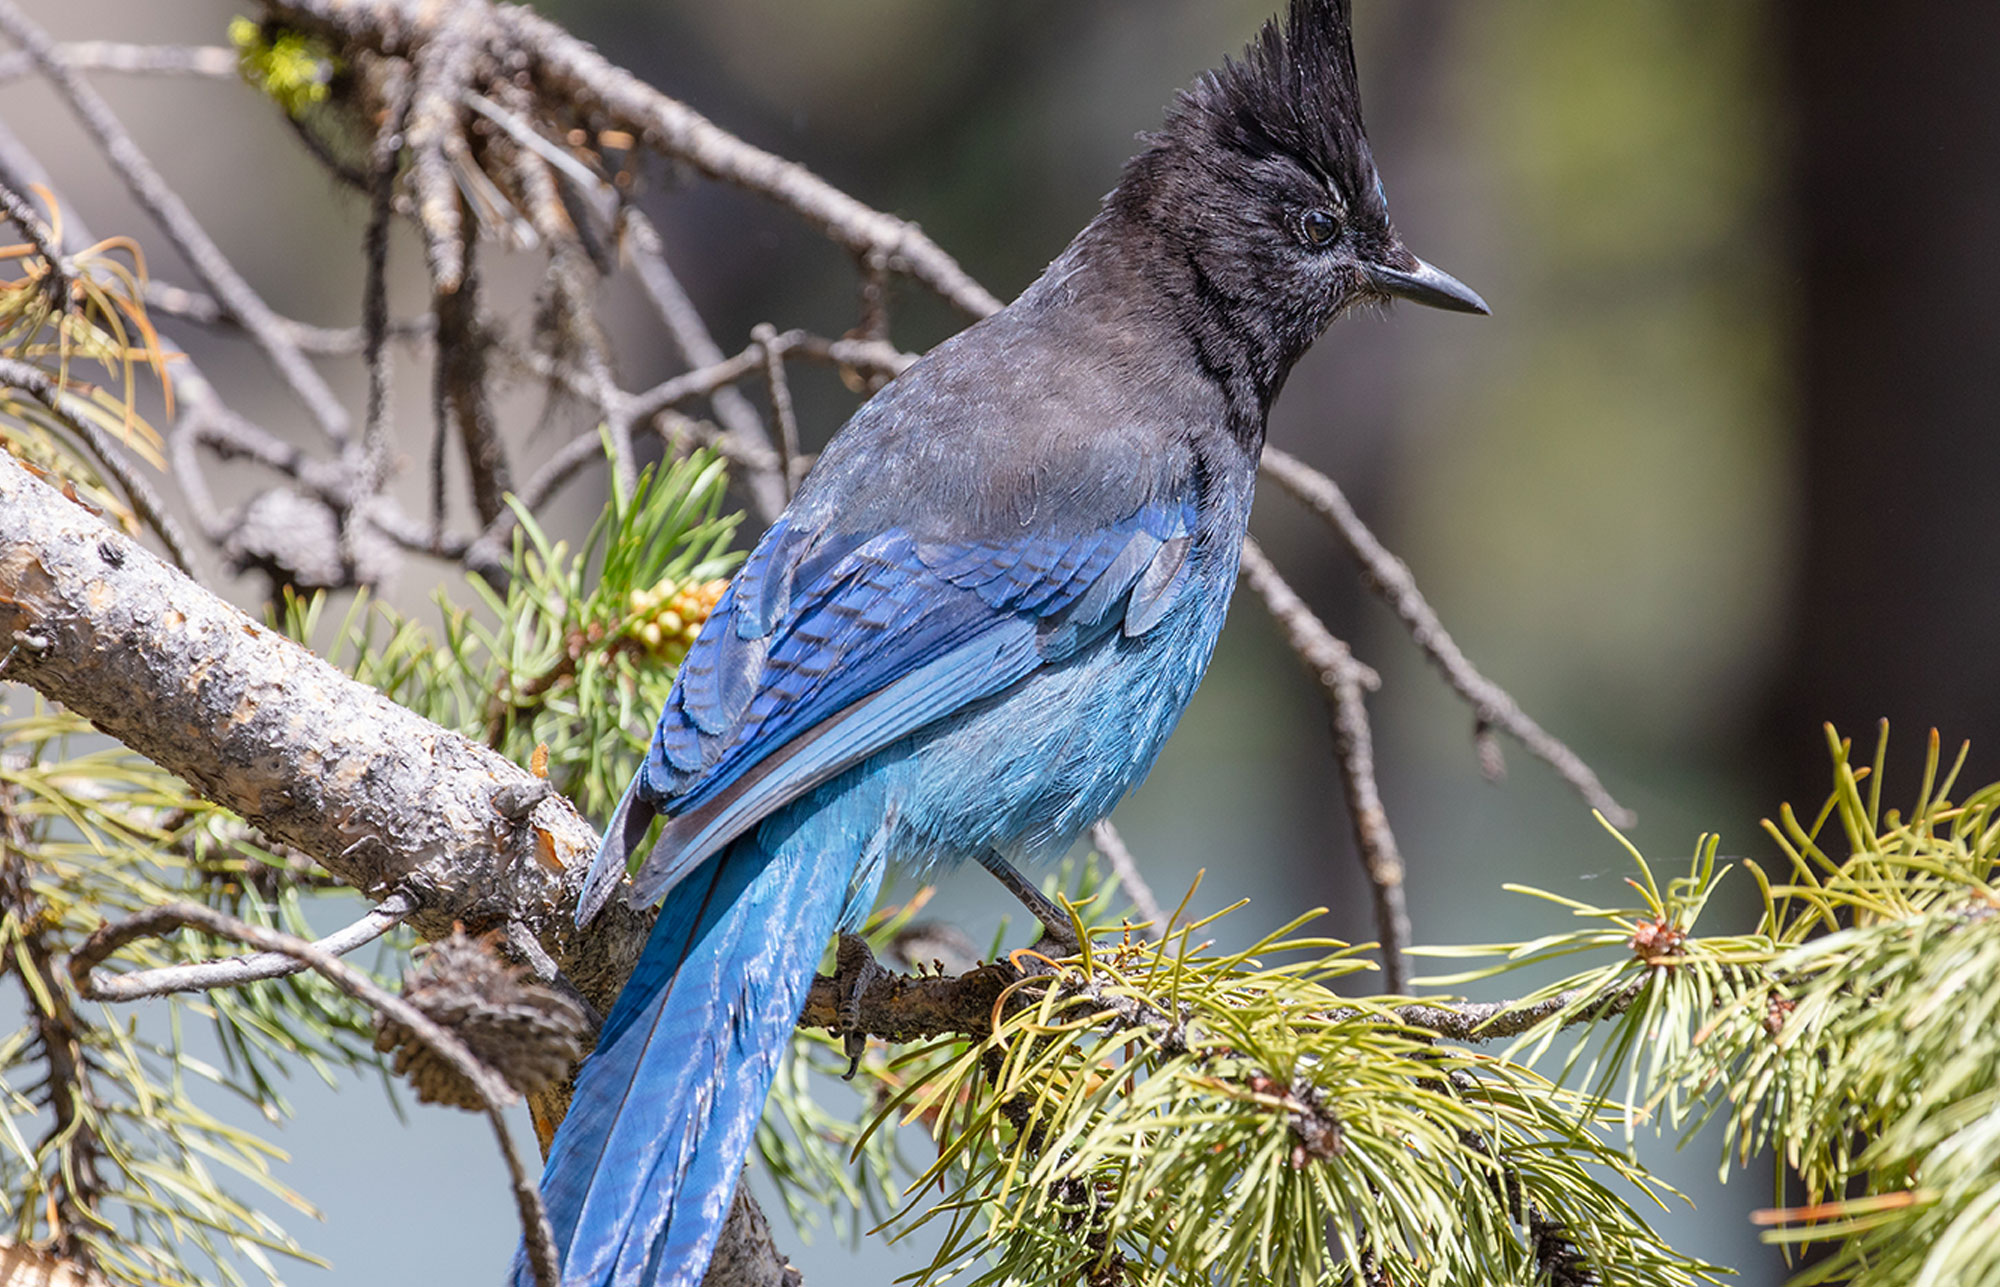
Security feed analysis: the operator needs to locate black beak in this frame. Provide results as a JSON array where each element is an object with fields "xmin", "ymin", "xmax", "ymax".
[{"xmin": 1367, "ymin": 256, "xmax": 1490, "ymax": 316}]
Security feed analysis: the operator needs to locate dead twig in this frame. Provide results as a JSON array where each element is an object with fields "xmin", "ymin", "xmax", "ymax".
[
  {"xmin": 752, "ymin": 323, "xmax": 802, "ymax": 499},
  {"xmin": 1240, "ymin": 537, "xmax": 1410, "ymax": 993},
  {"xmin": 1260, "ymin": 445, "xmax": 1633, "ymax": 826},
  {"xmin": 0, "ymin": 2, "xmax": 351, "ymax": 443},
  {"xmin": 1089, "ymin": 820, "xmax": 1166, "ymax": 939},
  {"xmin": 0, "ymin": 41, "xmax": 235, "ymax": 84},
  {"xmin": 69, "ymin": 900, "xmax": 559, "ymax": 1287},
  {"xmin": 73, "ymin": 890, "xmax": 415, "ymax": 1000}
]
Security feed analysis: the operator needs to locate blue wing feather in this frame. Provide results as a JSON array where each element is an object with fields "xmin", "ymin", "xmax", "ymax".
[{"xmin": 576, "ymin": 493, "xmax": 1198, "ymax": 927}]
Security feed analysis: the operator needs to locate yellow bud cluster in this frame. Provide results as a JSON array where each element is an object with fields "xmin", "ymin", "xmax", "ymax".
[{"xmin": 626, "ymin": 577, "xmax": 729, "ymax": 662}]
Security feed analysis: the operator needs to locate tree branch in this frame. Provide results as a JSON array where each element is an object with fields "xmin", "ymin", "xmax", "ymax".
[
  {"xmin": 0, "ymin": 451, "xmax": 655, "ymax": 1014},
  {"xmin": 74, "ymin": 890, "xmax": 416, "ymax": 1000},
  {"xmin": 1239, "ymin": 537, "xmax": 1410, "ymax": 993},
  {"xmin": 68, "ymin": 900, "xmax": 560, "ymax": 1287},
  {"xmin": 1259, "ymin": 445, "xmax": 1632, "ymax": 826}
]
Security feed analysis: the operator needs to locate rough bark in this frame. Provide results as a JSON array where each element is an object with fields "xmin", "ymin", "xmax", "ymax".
[{"xmin": 0, "ymin": 451, "xmax": 652, "ymax": 1017}]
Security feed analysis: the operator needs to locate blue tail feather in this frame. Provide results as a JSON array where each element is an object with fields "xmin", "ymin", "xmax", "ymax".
[{"xmin": 522, "ymin": 830, "xmax": 855, "ymax": 1287}]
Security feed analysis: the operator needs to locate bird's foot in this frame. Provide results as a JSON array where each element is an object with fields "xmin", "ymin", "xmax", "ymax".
[{"xmin": 832, "ymin": 933, "xmax": 887, "ymax": 1079}]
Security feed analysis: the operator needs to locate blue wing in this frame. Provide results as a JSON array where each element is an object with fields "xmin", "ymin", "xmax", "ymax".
[{"xmin": 575, "ymin": 494, "xmax": 1195, "ymax": 923}]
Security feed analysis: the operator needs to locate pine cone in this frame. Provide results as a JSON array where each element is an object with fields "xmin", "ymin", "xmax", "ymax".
[{"xmin": 374, "ymin": 931, "xmax": 585, "ymax": 1110}]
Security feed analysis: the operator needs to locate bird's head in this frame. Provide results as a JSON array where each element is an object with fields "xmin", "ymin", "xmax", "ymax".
[{"xmin": 1100, "ymin": 0, "xmax": 1485, "ymax": 393}]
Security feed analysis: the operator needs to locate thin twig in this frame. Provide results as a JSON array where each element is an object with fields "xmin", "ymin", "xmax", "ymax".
[
  {"xmin": 358, "ymin": 62, "xmax": 410, "ymax": 491},
  {"xmin": 619, "ymin": 205, "xmax": 783, "ymax": 521},
  {"xmin": 752, "ymin": 323, "xmax": 801, "ymax": 499},
  {"xmin": 141, "ymin": 280, "xmax": 435, "ymax": 355},
  {"xmin": 0, "ymin": 2, "xmax": 351, "ymax": 443},
  {"xmin": 1089, "ymin": 821, "xmax": 1165, "ymax": 940},
  {"xmin": 75, "ymin": 891, "xmax": 415, "ymax": 1000},
  {"xmin": 1386, "ymin": 977, "xmax": 1648, "ymax": 1042},
  {"xmin": 69, "ymin": 900, "xmax": 561, "ymax": 1287},
  {"xmin": 1260, "ymin": 446, "xmax": 1633, "ymax": 826},
  {"xmin": 0, "ymin": 177, "xmax": 68, "ymax": 297},
  {"xmin": 0, "ymin": 41, "xmax": 234, "ymax": 83},
  {"xmin": 1239, "ymin": 538, "xmax": 1410, "ymax": 993}
]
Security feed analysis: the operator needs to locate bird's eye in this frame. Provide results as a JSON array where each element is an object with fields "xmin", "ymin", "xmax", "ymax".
[{"xmin": 1298, "ymin": 207, "xmax": 1341, "ymax": 248}]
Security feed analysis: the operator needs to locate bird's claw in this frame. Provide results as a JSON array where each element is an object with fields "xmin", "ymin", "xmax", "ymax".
[{"xmin": 832, "ymin": 933, "xmax": 886, "ymax": 1079}]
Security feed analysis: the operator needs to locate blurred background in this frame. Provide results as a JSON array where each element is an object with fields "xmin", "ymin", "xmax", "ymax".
[{"xmin": 7, "ymin": 0, "xmax": 2000, "ymax": 1282}]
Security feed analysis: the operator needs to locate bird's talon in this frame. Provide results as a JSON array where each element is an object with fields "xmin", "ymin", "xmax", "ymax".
[{"xmin": 831, "ymin": 933, "xmax": 886, "ymax": 1077}]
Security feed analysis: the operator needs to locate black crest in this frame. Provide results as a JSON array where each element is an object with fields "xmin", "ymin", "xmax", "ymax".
[{"xmin": 1170, "ymin": 0, "xmax": 1379, "ymax": 215}]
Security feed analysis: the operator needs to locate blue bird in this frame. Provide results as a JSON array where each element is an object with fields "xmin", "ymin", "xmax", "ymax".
[{"xmin": 519, "ymin": 0, "xmax": 1486, "ymax": 1282}]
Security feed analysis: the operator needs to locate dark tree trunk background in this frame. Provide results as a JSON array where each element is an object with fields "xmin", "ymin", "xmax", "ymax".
[{"xmin": 1769, "ymin": 2, "xmax": 2000, "ymax": 791}]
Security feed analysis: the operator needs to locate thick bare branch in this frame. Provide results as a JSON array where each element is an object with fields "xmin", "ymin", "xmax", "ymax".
[{"xmin": 0, "ymin": 451, "xmax": 654, "ymax": 1012}]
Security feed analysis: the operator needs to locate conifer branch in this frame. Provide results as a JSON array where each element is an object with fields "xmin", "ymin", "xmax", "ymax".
[{"xmin": 70, "ymin": 901, "xmax": 561, "ymax": 1287}]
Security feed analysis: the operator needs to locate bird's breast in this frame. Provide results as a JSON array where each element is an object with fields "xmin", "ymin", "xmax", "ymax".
[{"xmin": 868, "ymin": 538, "xmax": 1243, "ymax": 873}]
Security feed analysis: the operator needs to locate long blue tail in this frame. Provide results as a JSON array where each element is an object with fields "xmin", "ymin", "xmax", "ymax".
[{"xmin": 519, "ymin": 832, "xmax": 852, "ymax": 1286}]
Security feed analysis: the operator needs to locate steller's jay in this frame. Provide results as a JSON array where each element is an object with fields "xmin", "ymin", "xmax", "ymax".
[{"xmin": 519, "ymin": 0, "xmax": 1485, "ymax": 1282}]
